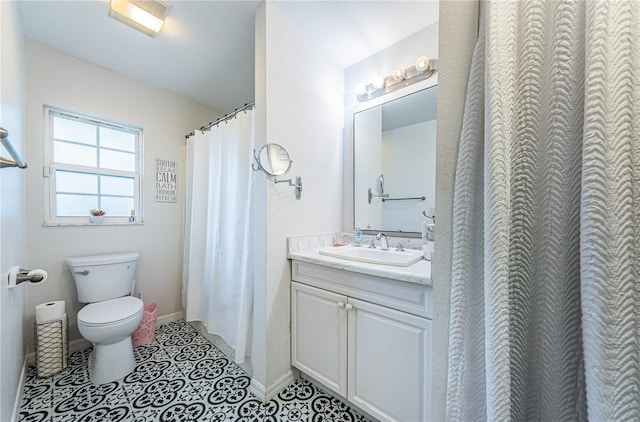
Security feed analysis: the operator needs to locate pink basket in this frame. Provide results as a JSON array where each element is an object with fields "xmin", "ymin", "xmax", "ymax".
[{"xmin": 132, "ymin": 303, "xmax": 158, "ymax": 348}]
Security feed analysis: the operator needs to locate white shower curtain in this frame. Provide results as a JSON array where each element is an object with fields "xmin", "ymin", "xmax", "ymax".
[
  {"xmin": 183, "ymin": 109, "xmax": 255, "ymax": 364},
  {"xmin": 447, "ymin": 1, "xmax": 639, "ymax": 421}
]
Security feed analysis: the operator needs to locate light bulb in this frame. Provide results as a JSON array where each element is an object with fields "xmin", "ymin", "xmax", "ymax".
[
  {"xmin": 392, "ymin": 67, "xmax": 406, "ymax": 81},
  {"xmin": 355, "ymin": 83, "xmax": 367, "ymax": 96},
  {"xmin": 372, "ymin": 76, "xmax": 385, "ymax": 90},
  {"xmin": 415, "ymin": 56, "xmax": 430, "ymax": 72}
]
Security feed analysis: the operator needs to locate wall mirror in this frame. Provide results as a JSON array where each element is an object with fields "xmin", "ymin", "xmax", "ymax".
[
  {"xmin": 354, "ymin": 85, "xmax": 437, "ymax": 235},
  {"xmin": 253, "ymin": 143, "xmax": 292, "ymax": 176}
]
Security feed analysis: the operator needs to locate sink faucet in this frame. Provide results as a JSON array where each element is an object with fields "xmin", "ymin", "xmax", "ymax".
[{"xmin": 376, "ymin": 233, "xmax": 389, "ymax": 250}]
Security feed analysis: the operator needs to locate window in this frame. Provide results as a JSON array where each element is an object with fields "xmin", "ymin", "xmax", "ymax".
[{"xmin": 44, "ymin": 107, "xmax": 142, "ymax": 225}]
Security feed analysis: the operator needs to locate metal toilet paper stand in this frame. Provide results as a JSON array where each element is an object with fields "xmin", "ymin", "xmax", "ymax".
[{"xmin": 34, "ymin": 315, "xmax": 69, "ymax": 377}]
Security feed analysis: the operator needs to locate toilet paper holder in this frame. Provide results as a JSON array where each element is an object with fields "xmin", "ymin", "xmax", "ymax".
[{"xmin": 7, "ymin": 266, "xmax": 47, "ymax": 288}]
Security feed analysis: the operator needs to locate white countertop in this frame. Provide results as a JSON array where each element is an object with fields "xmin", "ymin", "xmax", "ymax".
[{"xmin": 289, "ymin": 247, "xmax": 432, "ymax": 286}]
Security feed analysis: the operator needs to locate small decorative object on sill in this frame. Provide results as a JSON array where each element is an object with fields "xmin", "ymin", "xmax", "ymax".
[{"xmin": 89, "ymin": 209, "xmax": 106, "ymax": 224}]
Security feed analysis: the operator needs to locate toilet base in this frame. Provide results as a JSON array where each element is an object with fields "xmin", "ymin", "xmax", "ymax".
[{"xmin": 89, "ymin": 336, "xmax": 137, "ymax": 384}]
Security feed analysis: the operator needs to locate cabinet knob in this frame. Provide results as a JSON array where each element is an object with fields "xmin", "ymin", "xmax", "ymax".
[
  {"xmin": 337, "ymin": 302, "xmax": 345, "ymax": 308},
  {"xmin": 345, "ymin": 304, "xmax": 354, "ymax": 311}
]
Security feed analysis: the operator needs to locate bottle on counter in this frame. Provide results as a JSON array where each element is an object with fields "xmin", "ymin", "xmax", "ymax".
[{"xmin": 353, "ymin": 224, "xmax": 363, "ymax": 247}]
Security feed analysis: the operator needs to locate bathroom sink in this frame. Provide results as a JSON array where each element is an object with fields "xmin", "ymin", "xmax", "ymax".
[{"xmin": 318, "ymin": 245, "xmax": 424, "ymax": 267}]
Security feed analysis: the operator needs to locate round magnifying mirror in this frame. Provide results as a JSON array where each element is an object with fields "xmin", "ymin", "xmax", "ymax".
[{"xmin": 257, "ymin": 143, "xmax": 292, "ymax": 176}]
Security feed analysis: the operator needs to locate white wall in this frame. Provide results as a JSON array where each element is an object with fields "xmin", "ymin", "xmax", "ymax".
[
  {"xmin": 252, "ymin": 1, "xmax": 344, "ymax": 395},
  {"xmin": 381, "ymin": 119, "xmax": 436, "ymax": 232},
  {"xmin": 343, "ymin": 22, "xmax": 439, "ymax": 232},
  {"xmin": 23, "ymin": 40, "xmax": 219, "ymax": 348},
  {"xmin": 252, "ymin": 3, "xmax": 268, "ymax": 391},
  {"xmin": 432, "ymin": 2, "xmax": 479, "ymax": 421},
  {"xmin": 0, "ymin": 2, "xmax": 27, "ymax": 420}
]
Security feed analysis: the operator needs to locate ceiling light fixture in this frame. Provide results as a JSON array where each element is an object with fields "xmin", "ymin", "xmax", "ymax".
[
  {"xmin": 109, "ymin": 0, "xmax": 171, "ymax": 38},
  {"xmin": 357, "ymin": 56, "xmax": 438, "ymax": 102}
]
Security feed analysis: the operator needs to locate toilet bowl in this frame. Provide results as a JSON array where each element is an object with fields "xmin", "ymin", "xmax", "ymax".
[
  {"xmin": 66, "ymin": 252, "xmax": 143, "ymax": 385},
  {"xmin": 77, "ymin": 296, "xmax": 143, "ymax": 384}
]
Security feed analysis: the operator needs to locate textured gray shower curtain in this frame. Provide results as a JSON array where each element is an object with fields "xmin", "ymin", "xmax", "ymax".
[{"xmin": 446, "ymin": 1, "xmax": 639, "ymax": 421}]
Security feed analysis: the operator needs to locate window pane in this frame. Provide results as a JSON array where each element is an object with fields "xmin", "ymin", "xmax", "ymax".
[
  {"xmin": 101, "ymin": 197, "xmax": 134, "ymax": 216},
  {"xmin": 56, "ymin": 171, "xmax": 97, "ymax": 194},
  {"xmin": 47, "ymin": 107, "xmax": 143, "ymax": 222},
  {"xmin": 57, "ymin": 194, "xmax": 97, "ymax": 216},
  {"xmin": 54, "ymin": 141, "xmax": 97, "ymax": 167},
  {"xmin": 100, "ymin": 150, "xmax": 135, "ymax": 171},
  {"xmin": 100, "ymin": 175, "xmax": 134, "ymax": 196},
  {"xmin": 53, "ymin": 117, "xmax": 96, "ymax": 145},
  {"xmin": 100, "ymin": 127, "xmax": 136, "ymax": 152}
]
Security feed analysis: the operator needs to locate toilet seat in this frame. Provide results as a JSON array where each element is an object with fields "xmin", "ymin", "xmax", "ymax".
[{"xmin": 78, "ymin": 296, "xmax": 143, "ymax": 327}]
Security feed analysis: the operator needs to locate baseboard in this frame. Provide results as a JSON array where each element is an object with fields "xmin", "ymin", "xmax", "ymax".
[
  {"xmin": 12, "ymin": 357, "xmax": 28, "ymax": 422},
  {"xmin": 248, "ymin": 378, "xmax": 266, "ymax": 401},
  {"xmin": 157, "ymin": 311, "xmax": 184, "ymax": 326},
  {"xmin": 69, "ymin": 338, "xmax": 92, "ymax": 354},
  {"xmin": 249, "ymin": 369, "xmax": 295, "ymax": 402},
  {"xmin": 24, "ymin": 312, "xmax": 184, "ymax": 365}
]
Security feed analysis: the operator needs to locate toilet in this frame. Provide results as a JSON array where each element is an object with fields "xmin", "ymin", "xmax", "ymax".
[{"xmin": 66, "ymin": 252, "xmax": 143, "ymax": 385}]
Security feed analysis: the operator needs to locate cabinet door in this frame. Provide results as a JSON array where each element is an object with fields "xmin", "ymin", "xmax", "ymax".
[
  {"xmin": 291, "ymin": 282, "xmax": 348, "ymax": 397},
  {"xmin": 347, "ymin": 298, "xmax": 431, "ymax": 422}
]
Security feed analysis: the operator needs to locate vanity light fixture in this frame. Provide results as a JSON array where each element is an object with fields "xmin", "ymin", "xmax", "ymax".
[
  {"xmin": 372, "ymin": 75, "xmax": 386, "ymax": 90},
  {"xmin": 392, "ymin": 67, "xmax": 406, "ymax": 81},
  {"xmin": 356, "ymin": 56, "xmax": 438, "ymax": 102},
  {"xmin": 109, "ymin": 0, "xmax": 170, "ymax": 37},
  {"xmin": 415, "ymin": 56, "xmax": 431, "ymax": 72}
]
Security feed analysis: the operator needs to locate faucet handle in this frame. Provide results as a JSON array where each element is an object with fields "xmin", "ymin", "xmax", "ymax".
[
  {"xmin": 368, "ymin": 238, "xmax": 376, "ymax": 248},
  {"xmin": 395, "ymin": 242, "xmax": 405, "ymax": 252}
]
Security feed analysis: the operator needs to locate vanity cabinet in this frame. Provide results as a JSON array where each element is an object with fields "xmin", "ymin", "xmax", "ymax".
[
  {"xmin": 291, "ymin": 260, "xmax": 432, "ymax": 422},
  {"xmin": 291, "ymin": 282, "xmax": 348, "ymax": 396}
]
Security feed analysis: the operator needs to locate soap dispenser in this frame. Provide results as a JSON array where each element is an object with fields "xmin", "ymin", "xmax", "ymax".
[{"xmin": 354, "ymin": 224, "xmax": 363, "ymax": 247}]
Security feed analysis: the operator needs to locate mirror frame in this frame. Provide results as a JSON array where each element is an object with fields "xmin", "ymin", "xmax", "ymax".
[{"xmin": 253, "ymin": 143, "xmax": 292, "ymax": 177}]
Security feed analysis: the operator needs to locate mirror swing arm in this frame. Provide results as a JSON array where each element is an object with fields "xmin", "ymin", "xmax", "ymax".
[
  {"xmin": 274, "ymin": 176, "xmax": 302, "ymax": 200},
  {"xmin": 252, "ymin": 144, "xmax": 302, "ymax": 200},
  {"xmin": 368, "ymin": 187, "xmax": 389, "ymax": 204}
]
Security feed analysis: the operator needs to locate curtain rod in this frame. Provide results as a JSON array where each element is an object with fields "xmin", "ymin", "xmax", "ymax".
[{"xmin": 185, "ymin": 101, "xmax": 255, "ymax": 139}]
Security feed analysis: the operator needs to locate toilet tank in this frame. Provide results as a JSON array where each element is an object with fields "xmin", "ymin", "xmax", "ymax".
[{"xmin": 66, "ymin": 252, "xmax": 139, "ymax": 303}]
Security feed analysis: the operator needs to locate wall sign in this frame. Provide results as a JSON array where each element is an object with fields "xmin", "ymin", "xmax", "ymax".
[{"xmin": 155, "ymin": 158, "xmax": 177, "ymax": 202}]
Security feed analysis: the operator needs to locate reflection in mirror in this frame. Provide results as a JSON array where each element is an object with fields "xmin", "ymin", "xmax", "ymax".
[
  {"xmin": 354, "ymin": 86, "xmax": 437, "ymax": 234},
  {"xmin": 255, "ymin": 143, "xmax": 291, "ymax": 176}
]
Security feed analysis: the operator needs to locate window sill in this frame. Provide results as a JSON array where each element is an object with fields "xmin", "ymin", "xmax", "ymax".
[{"xmin": 42, "ymin": 221, "xmax": 144, "ymax": 227}]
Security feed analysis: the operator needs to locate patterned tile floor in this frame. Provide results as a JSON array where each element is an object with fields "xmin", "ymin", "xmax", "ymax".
[{"xmin": 19, "ymin": 320, "xmax": 373, "ymax": 421}]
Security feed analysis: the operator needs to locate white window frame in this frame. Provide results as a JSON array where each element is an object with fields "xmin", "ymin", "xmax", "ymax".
[{"xmin": 43, "ymin": 106, "xmax": 144, "ymax": 226}]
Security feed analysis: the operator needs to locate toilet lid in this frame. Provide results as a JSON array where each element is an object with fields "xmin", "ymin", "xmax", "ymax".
[{"xmin": 78, "ymin": 296, "xmax": 143, "ymax": 326}]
